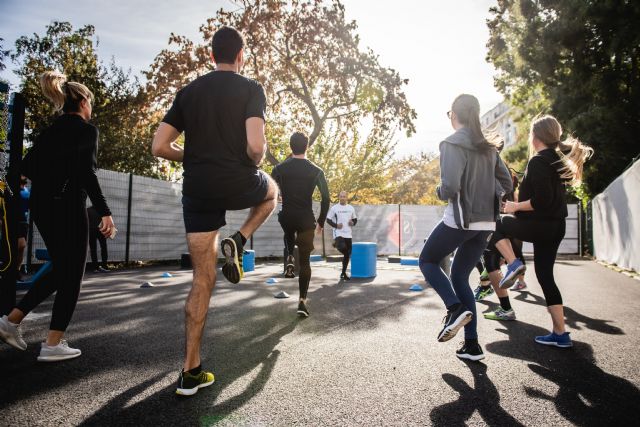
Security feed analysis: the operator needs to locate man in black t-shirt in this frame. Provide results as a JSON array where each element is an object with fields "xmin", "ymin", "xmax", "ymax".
[
  {"xmin": 271, "ymin": 132, "xmax": 330, "ymax": 317},
  {"xmin": 152, "ymin": 26, "xmax": 277, "ymax": 396}
]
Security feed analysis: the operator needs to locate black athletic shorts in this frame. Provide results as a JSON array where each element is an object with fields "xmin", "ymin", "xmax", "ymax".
[{"xmin": 182, "ymin": 170, "xmax": 270, "ymax": 233}]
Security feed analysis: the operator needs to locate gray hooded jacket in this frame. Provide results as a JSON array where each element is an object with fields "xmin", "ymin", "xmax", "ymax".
[{"xmin": 436, "ymin": 127, "xmax": 513, "ymax": 229}]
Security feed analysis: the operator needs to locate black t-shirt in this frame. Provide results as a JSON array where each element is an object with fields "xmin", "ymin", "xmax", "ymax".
[
  {"xmin": 517, "ymin": 148, "xmax": 568, "ymax": 220},
  {"xmin": 271, "ymin": 158, "xmax": 330, "ymax": 227},
  {"xmin": 162, "ymin": 71, "xmax": 267, "ymax": 199}
]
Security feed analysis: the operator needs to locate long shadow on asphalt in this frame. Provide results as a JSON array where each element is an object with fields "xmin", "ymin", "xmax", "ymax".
[
  {"xmin": 485, "ymin": 320, "xmax": 639, "ymax": 425},
  {"xmin": 430, "ymin": 362, "xmax": 525, "ymax": 427},
  {"xmin": 512, "ymin": 291, "xmax": 624, "ymax": 335},
  {"xmin": 1, "ymin": 270, "xmax": 421, "ymax": 425}
]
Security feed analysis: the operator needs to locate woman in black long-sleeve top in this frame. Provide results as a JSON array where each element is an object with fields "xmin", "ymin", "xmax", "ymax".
[
  {"xmin": 0, "ymin": 71, "xmax": 115, "ymax": 362},
  {"xmin": 491, "ymin": 115, "xmax": 592, "ymax": 349}
]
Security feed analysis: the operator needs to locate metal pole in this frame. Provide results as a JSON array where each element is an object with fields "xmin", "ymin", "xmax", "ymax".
[
  {"xmin": 26, "ymin": 214, "xmax": 33, "ymax": 271},
  {"xmin": 398, "ymin": 204, "xmax": 402, "ymax": 257},
  {"xmin": 578, "ymin": 203, "xmax": 583, "ymax": 257},
  {"xmin": 125, "ymin": 173, "xmax": 133, "ymax": 264},
  {"xmin": 0, "ymin": 92, "xmax": 25, "ymax": 315},
  {"xmin": 322, "ymin": 227, "xmax": 326, "ymax": 258}
]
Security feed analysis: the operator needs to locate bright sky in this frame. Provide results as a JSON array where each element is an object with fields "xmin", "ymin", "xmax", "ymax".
[{"xmin": 0, "ymin": 0, "xmax": 502, "ymax": 156}]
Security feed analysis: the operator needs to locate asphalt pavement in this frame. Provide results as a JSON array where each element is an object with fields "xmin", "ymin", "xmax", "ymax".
[{"xmin": 1, "ymin": 258, "xmax": 638, "ymax": 426}]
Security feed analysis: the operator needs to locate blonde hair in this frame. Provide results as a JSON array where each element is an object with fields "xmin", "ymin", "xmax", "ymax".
[
  {"xmin": 451, "ymin": 94, "xmax": 502, "ymax": 152},
  {"xmin": 530, "ymin": 115, "xmax": 594, "ymax": 185},
  {"xmin": 39, "ymin": 71, "xmax": 94, "ymax": 113}
]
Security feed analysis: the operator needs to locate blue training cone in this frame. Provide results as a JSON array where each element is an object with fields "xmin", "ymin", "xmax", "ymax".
[
  {"xmin": 161, "ymin": 272, "xmax": 173, "ymax": 278},
  {"xmin": 409, "ymin": 284, "xmax": 424, "ymax": 291},
  {"xmin": 266, "ymin": 278, "xmax": 278, "ymax": 285}
]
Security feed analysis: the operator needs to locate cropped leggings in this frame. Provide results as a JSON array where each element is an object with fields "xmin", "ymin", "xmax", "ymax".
[
  {"xmin": 491, "ymin": 215, "xmax": 566, "ymax": 306},
  {"xmin": 16, "ymin": 197, "xmax": 89, "ymax": 331}
]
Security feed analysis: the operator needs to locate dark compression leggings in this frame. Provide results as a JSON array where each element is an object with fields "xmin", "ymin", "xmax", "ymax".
[
  {"xmin": 281, "ymin": 215, "xmax": 315, "ymax": 300},
  {"xmin": 335, "ymin": 237, "xmax": 352, "ymax": 275},
  {"xmin": 16, "ymin": 198, "xmax": 89, "ymax": 331},
  {"xmin": 492, "ymin": 215, "xmax": 565, "ymax": 306}
]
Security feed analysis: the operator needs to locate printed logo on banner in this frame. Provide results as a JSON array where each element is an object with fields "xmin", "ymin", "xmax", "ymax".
[{"xmin": 387, "ymin": 211, "xmax": 418, "ymax": 251}]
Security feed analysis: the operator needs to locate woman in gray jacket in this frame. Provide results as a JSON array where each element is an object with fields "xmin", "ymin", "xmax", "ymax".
[{"xmin": 419, "ymin": 94, "xmax": 512, "ymax": 361}]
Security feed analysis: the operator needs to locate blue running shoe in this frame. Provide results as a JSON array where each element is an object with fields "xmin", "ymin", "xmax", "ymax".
[
  {"xmin": 535, "ymin": 331, "xmax": 573, "ymax": 348},
  {"xmin": 499, "ymin": 259, "xmax": 525, "ymax": 289}
]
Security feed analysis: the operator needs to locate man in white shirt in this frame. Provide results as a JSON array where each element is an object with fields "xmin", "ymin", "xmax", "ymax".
[{"xmin": 326, "ymin": 191, "xmax": 357, "ymax": 280}]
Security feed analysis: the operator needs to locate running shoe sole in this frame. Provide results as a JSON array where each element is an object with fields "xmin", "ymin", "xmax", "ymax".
[
  {"xmin": 0, "ymin": 320, "xmax": 27, "ymax": 351},
  {"xmin": 284, "ymin": 264, "xmax": 295, "ymax": 278},
  {"xmin": 456, "ymin": 352, "xmax": 485, "ymax": 361},
  {"xmin": 499, "ymin": 264, "xmax": 526, "ymax": 289},
  {"xmin": 37, "ymin": 352, "xmax": 82, "ymax": 362},
  {"xmin": 534, "ymin": 338, "xmax": 573, "ymax": 348},
  {"xmin": 483, "ymin": 312, "xmax": 516, "ymax": 321},
  {"xmin": 221, "ymin": 238, "xmax": 242, "ymax": 284},
  {"xmin": 437, "ymin": 311, "xmax": 473, "ymax": 342},
  {"xmin": 297, "ymin": 309, "xmax": 309, "ymax": 318},
  {"xmin": 176, "ymin": 378, "xmax": 215, "ymax": 396}
]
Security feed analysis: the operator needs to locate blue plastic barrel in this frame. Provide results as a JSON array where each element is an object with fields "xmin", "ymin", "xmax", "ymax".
[
  {"xmin": 351, "ymin": 242, "xmax": 377, "ymax": 278},
  {"xmin": 243, "ymin": 250, "xmax": 255, "ymax": 272}
]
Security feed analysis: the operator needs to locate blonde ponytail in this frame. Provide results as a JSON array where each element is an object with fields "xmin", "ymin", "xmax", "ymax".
[
  {"xmin": 39, "ymin": 71, "xmax": 67, "ymax": 111},
  {"xmin": 39, "ymin": 71, "xmax": 94, "ymax": 113},
  {"xmin": 557, "ymin": 136, "xmax": 594, "ymax": 185},
  {"xmin": 530, "ymin": 115, "xmax": 594, "ymax": 186}
]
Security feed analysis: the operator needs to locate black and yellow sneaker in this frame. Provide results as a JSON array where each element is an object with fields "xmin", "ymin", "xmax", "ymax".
[
  {"xmin": 176, "ymin": 369, "xmax": 215, "ymax": 396},
  {"xmin": 221, "ymin": 232, "xmax": 244, "ymax": 284},
  {"xmin": 284, "ymin": 255, "xmax": 295, "ymax": 278}
]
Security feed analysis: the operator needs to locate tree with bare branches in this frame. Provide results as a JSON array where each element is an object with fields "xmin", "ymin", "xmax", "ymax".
[{"xmin": 145, "ymin": 0, "xmax": 416, "ymax": 168}]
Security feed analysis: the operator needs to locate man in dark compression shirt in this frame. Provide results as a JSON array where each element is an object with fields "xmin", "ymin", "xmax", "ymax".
[{"xmin": 271, "ymin": 132, "xmax": 330, "ymax": 317}]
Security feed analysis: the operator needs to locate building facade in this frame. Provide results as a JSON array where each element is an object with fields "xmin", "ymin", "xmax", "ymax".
[{"xmin": 481, "ymin": 101, "xmax": 517, "ymax": 149}]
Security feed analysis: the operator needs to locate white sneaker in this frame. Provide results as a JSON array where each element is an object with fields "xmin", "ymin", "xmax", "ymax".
[
  {"xmin": 0, "ymin": 315, "xmax": 27, "ymax": 350},
  {"xmin": 37, "ymin": 340, "xmax": 81, "ymax": 362}
]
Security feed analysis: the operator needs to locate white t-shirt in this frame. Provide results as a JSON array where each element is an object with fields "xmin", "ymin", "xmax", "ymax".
[{"xmin": 328, "ymin": 203, "xmax": 357, "ymax": 238}]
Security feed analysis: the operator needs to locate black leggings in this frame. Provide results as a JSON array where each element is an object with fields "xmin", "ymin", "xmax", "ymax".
[
  {"xmin": 483, "ymin": 237, "xmax": 526, "ymax": 273},
  {"xmin": 89, "ymin": 227, "xmax": 108, "ymax": 268},
  {"xmin": 491, "ymin": 215, "xmax": 565, "ymax": 306},
  {"xmin": 279, "ymin": 213, "xmax": 315, "ymax": 299},
  {"xmin": 335, "ymin": 237, "xmax": 352, "ymax": 274},
  {"xmin": 17, "ymin": 198, "xmax": 89, "ymax": 331}
]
